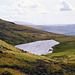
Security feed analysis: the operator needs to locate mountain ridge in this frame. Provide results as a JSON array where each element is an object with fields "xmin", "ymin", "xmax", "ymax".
[{"xmin": 28, "ymin": 24, "xmax": 75, "ymax": 36}]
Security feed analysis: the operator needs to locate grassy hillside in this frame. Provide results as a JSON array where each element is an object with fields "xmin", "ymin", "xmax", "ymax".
[
  {"xmin": 0, "ymin": 39, "xmax": 75, "ymax": 75},
  {"xmin": 0, "ymin": 19, "xmax": 75, "ymax": 74},
  {"xmin": 0, "ymin": 19, "xmax": 65, "ymax": 45}
]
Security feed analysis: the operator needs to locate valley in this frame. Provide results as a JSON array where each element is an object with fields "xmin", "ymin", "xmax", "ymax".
[{"xmin": 0, "ymin": 19, "xmax": 75, "ymax": 75}]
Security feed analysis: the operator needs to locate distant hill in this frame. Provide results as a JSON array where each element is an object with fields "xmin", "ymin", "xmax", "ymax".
[
  {"xmin": 14, "ymin": 21, "xmax": 75, "ymax": 36},
  {"xmin": 14, "ymin": 21, "xmax": 34, "ymax": 25},
  {"xmin": 28, "ymin": 24, "xmax": 75, "ymax": 36}
]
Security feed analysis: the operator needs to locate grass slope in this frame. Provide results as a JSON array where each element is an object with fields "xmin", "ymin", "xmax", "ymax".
[
  {"xmin": 0, "ymin": 40, "xmax": 75, "ymax": 75},
  {"xmin": 0, "ymin": 19, "xmax": 65, "ymax": 45}
]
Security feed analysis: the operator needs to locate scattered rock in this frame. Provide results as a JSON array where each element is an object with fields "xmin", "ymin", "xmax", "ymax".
[
  {"xmin": 2, "ymin": 71, "xmax": 12, "ymax": 75},
  {"xmin": 0, "ymin": 51, "xmax": 3, "ymax": 54}
]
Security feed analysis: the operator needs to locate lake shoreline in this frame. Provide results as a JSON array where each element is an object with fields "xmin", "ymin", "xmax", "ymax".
[{"xmin": 15, "ymin": 39, "xmax": 60, "ymax": 55}]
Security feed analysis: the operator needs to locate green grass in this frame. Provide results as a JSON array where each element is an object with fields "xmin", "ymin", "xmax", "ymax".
[{"xmin": 46, "ymin": 49, "xmax": 75, "ymax": 58}]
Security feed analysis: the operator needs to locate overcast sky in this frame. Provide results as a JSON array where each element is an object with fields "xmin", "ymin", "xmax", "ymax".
[{"xmin": 0, "ymin": 0, "xmax": 75, "ymax": 25}]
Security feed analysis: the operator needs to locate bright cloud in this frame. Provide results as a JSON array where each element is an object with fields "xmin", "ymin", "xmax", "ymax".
[
  {"xmin": 0, "ymin": 0, "xmax": 75, "ymax": 25},
  {"xmin": 0, "ymin": 0, "xmax": 52, "ymax": 21},
  {"xmin": 2, "ymin": 0, "xmax": 50, "ymax": 14}
]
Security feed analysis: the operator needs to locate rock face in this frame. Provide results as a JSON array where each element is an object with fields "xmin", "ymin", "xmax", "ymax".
[{"xmin": 2, "ymin": 71, "xmax": 12, "ymax": 75}]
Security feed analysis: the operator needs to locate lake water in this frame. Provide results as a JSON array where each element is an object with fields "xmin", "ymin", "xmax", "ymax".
[{"xmin": 15, "ymin": 39, "xmax": 59, "ymax": 55}]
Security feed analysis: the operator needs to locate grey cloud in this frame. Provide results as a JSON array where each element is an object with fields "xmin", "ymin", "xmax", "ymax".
[{"xmin": 60, "ymin": 1, "xmax": 72, "ymax": 11}]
